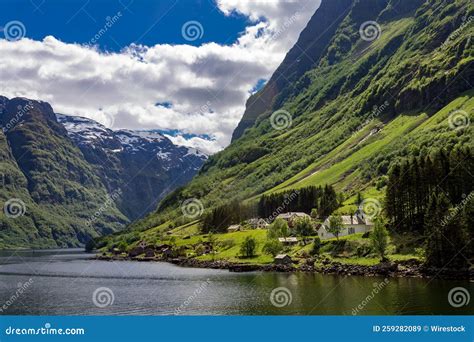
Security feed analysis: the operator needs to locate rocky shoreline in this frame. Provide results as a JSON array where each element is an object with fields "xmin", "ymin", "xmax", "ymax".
[{"xmin": 95, "ymin": 254, "xmax": 472, "ymax": 280}]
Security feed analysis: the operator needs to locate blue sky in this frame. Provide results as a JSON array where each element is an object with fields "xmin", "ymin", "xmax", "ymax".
[
  {"xmin": 0, "ymin": 0, "xmax": 320, "ymax": 154},
  {"xmin": 0, "ymin": 0, "xmax": 249, "ymax": 50}
]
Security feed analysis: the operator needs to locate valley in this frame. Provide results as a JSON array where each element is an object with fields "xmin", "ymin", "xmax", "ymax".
[
  {"xmin": 0, "ymin": 98, "xmax": 207, "ymax": 248},
  {"xmin": 96, "ymin": 0, "xmax": 473, "ymax": 280}
]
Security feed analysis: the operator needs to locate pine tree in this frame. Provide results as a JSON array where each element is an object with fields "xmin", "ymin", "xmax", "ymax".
[{"xmin": 425, "ymin": 193, "xmax": 469, "ymax": 269}]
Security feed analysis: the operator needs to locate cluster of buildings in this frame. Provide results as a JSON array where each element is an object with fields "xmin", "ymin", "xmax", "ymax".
[
  {"xmin": 225, "ymin": 210, "xmax": 374, "ymax": 265},
  {"xmin": 227, "ymin": 211, "xmax": 373, "ymax": 240}
]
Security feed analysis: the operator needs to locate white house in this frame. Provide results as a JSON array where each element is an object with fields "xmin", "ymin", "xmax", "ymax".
[
  {"xmin": 318, "ymin": 212, "xmax": 373, "ymax": 240},
  {"xmin": 246, "ymin": 218, "xmax": 269, "ymax": 229}
]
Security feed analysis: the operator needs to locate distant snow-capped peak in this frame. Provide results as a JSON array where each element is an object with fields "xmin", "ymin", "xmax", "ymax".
[{"xmin": 56, "ymin": 113, "xmax": 208, "ymax": 160}]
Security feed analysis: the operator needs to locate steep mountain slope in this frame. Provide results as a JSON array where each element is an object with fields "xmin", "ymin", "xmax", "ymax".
[
  {"xmin": 0, "ymin": 98, "xmax": 206, "ymax": 248},
  {"xmin": 232, "ymin": 0, "xmax": 354, "ymax": 141},
  {"xmin": 127, "ymin": 0, "xmax": 473, "ymax": 233},
  {"xmin": 0, "ymin": 97, "xmax": 127, "ymax": 248},
  {"xmin": 57, "ymin": 114, "xmax": 207, "ymax": 220}
]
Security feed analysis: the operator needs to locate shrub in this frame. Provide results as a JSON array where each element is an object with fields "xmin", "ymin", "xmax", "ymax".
[
  {"xmin": 371, "ymin": 218, "xmax": 389, "ymax": 261},
  {"xmin": 117, "ymin": 241, "xmax": 128, "ymax": 253},
  {"xmin": 240, "ymin": 236, "xmax": 257, "ymax": 257},
  {"xmin": 310, "ymin": 237, "xmax": 321, "ymax": 256},
  {"xmin": 267, "ymin": 218, "xmax": 289, "ymax": 239},
  {"xmin": 219, "ymin": 239, "xmax": 235, "ymax": 250},
  {"xmin": 263, "ymin": 239, "xmax": 283, "ymax": 256},
  {"xmin": 195, "ymin": 245, "xmax": 205, "ymax": 256},
  {"xmin": 295, "ymin": 217, "xmax": 314, "ymax": 237}
]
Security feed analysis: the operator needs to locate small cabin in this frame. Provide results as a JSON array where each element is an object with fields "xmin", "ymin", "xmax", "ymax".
[
  {"xmin": 227, "ymin": 224, "xmax": 242, "ymax": 233},
  {"xmin": 274, "ymin": 254, "xmax": 293, "ymax": 265},
  {"xmin": 278, "ymin": 237, "xmax": 298, "ymax": 245}
]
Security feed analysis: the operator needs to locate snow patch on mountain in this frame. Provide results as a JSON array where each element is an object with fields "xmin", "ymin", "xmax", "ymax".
[{"xmin": 56, "ymin": 113, "xmax": 208, "ymax": 161}]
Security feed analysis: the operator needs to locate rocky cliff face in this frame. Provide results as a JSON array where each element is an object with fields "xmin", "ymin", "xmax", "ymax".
[
  {"xmin": 231, "ymin": 0, "xmax": 456, "ymax": 142},
  {"xmin": 0, "ymin": 97, "xmax": 206, "ymax": 248},
  {"xmin": 231, "ymin": 0, "xmax": 354, "ymax": 141}
]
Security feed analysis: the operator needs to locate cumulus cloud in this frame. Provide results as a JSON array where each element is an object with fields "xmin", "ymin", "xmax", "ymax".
[{"xmin": 0, "ymin": 0, "xmax": 320, "ymax": 154}]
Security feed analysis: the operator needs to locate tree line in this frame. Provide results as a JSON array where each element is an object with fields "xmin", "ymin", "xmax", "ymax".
[
  {"xmin": 201, "ymin": 184, "xmax": 339, "ymax": 233},
  {"xmin": 385, "ymin": 147, "xmax": 473, "ymax": 268},
  {"xmin": 200, "ymin": 200, "xmax": 258, "ymax": 233},
  {"xmin": 258, "ymin": 185, "xmax": 339, "ymax": 219}
]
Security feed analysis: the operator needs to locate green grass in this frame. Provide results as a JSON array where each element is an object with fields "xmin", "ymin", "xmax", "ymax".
[
  {"xmin": 285, "ymin": 114, "xmax": 428, "ymax": 190},
  {"xmin": 264, "ymin": 122, "xmax": 380, "ymax": 195},
  {"xmin": 113, "ymin": 0, "xmax": 473, "ymax": 261},
  {"xmin": 338, "ymin": 187, "xmax": 385, "ymax": 214},
  {"xmin": 176, "ymin": 229, "xmax": 274, "ymax": 264},
  {"xmin": 331, "ymin": 254, "xmax": 421, "ymax": 266}
]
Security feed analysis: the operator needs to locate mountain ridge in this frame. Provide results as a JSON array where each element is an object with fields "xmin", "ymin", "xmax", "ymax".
[
  {"xmin": 56, "ymin": 113, "xmax": 207, "ymax": 220},
  {"xmin": 122, "ymin": 0, "xmax": 473, "ymax": 236},
  {"xmin": 0, "ymin": 97, "xmax": 207, "ymax": 248}
]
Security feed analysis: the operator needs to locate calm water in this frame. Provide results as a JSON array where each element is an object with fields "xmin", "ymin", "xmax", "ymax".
[{"xmin": 0, "ymin": 249, "xmax": 471, "ymax": 315}]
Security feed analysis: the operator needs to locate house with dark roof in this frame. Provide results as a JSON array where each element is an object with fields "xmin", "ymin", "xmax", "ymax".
[{"xmin": 274, "ymin": 254, "xmax": 293, "ymax": 265}]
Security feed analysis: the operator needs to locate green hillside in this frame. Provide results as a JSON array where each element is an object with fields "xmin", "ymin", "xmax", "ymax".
[
  {"xmin": 120, "ymin": 0, "xmax": 472, "ymax": 237},
  {"xmin": 0, "ymin": 98, "xmax": 128, "ymax": 248}
]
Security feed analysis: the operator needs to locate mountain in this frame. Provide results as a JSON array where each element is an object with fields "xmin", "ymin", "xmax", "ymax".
[
  {"xmin": 232, "ymin": 0, "xmax": 354, "ymax": 141},
  {"xmin": 56, "ymin": 114, "xmax": 207, "ymax": 220},
  {"xmin": 0, "ymin": 98, "xmax": 206, "ymax": 248},
  {"xmin": 124, "ymin": 0, "xmax": 473, "ymax": 235}
]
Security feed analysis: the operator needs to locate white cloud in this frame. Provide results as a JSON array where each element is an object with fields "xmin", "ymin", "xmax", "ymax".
[
  {"xmin": 0, "ymin": 0, "xmax": 320, "ymax": 154},
  {"xmin": 165, "ymin": 134, "xmax": 221, "ymax": 156}
]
